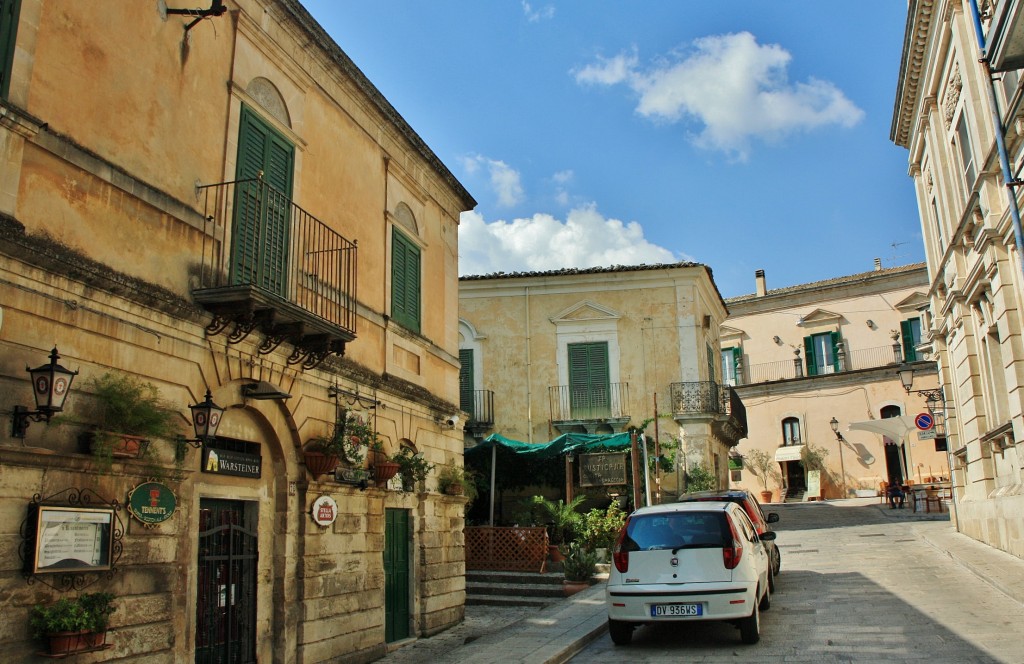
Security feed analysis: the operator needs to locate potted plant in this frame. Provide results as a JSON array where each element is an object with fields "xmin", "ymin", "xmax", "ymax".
[
  {"xmin": 745, "ymin": 449, "xmax": 782, "ymax": 503},
  {"xmin": 393, "ymin": 447, "xmax": 434, "ymax": 492},
  {"xmin": 72, "ymin": 373, "xmax": 180, "ymax": 467},
  {"xmin": 561, "ymin": 541, "xmax": 598, "ymax": 596},
  {"xmin": 30, "ymin": 592, "xmax": 116, "ymax": 655},
  {"xmin": 530, "ymin": 495, "xmax": 585, "ymax": 562},
  {"xmin": 580, "ymin": 502, "xmax": 626, "ymax": 562},
  {"xmin": 436, "ymin": 464, "xmax": 478, "ymax": 502}
]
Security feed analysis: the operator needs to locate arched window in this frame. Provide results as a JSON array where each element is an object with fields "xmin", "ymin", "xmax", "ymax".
[{"xmin": 782, "ymin": 418, "xmax": 801, "ymax": 446}]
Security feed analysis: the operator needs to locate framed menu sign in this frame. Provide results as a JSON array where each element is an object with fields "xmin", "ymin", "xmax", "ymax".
[{"xmin": 29, "ymin": 505, "xmax": 115, "ymax": 574}]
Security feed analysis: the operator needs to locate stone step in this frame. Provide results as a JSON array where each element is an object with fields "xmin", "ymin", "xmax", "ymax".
[
  {"xmin": 466, "ymin": 570, "xmax": 565, "ymax": 586},
  {"xmin": 465, "ymin": 593, "xmax": 556, "ymax": 608},
  {"xmin": 467, "ymin": 580, "xmax": 567, "ymax": 598}
]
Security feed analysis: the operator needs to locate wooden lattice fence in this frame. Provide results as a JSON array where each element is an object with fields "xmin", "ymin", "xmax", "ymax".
[{"xmin": 465, "ymin": 526, "xmax": 550, "ymax": 573}]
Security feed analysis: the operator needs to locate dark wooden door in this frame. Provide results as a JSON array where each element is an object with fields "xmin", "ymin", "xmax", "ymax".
[
  {"xmin": 196, "ymin": 499, "xmax": 257, "ymax": 664},
  {"xmin": 384, "ymin": 508, "xmax": 410, "ymax": 642}
]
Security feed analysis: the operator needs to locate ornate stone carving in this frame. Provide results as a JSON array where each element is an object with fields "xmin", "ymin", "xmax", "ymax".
[
  {"xmin": 246, "ymin": 77, "xmax": 291, "ymax": 128},
  {"xmin": 943, "ymin": 65, "xmax": 962, "ymax": 130}
]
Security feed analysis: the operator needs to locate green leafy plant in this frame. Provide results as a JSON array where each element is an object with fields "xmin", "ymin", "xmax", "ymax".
[
  {"xmin": 685, "ymin": 463, "xmax": 717, "ymax": 493},
  {"xmin": 393, "ymin": 447, "xmax": 434, "ymax": 491},
  {"xmin": 580, "ymin": 502, "xmax": 626, "ymax": 552},
  {"xmin": 30, "ymin": 593, "xmax": 115, "ymax": 637},
  {"xmin": 561, "ymin": 541, "xmax": 598, "ymax": 582},
  {"xmin": 744, "ymin": 448, "xmax": 782, "ymax": 492},
  {"xmin": 437, "ymin": 464, "xmax": 478, "ymax": 503},
  {"xmin": 530, "ymin": 495, "xmax": 585, "ymax": 545}
]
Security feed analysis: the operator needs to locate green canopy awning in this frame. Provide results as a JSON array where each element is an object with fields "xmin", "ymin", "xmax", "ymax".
[{"xmin": 467, "ymin": 431, "xmax": 633, "ymax": 459}]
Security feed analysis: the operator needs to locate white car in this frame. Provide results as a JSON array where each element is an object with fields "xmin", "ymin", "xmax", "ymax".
[{"xmin": 606, "ymin": 501, "xmax": 775, "ymax": 645}]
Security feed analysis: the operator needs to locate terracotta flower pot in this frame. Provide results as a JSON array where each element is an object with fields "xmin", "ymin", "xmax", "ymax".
[
  {"xmin": 548, "ymin": 545, "xmax": 565, "ymax": 562},
  {"xmin": 373, "ymin": 461, "xmax": 400, "ymax": 485},
  {"xmin": 45, "ymin": 630, "xmax": 91, "ymax": 655},
  {"xmin": 563, "ymin": 580, "xmax": 589, "ymax": 596},
  {"xmin": 303, "ymin": 451, "xmax": 340, "ymax": 480},
  {"xmin": 759, "ymin": 490, "xmax": 773, "ymax": 504}
]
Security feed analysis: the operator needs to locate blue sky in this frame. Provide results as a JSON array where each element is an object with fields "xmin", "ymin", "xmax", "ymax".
[{"xmin": 302, "ymin": 2, "xmax": 923, "ymax": 299}]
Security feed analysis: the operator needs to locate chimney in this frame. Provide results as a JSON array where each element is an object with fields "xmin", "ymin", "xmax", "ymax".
[
  {"xmin": 874, "ymin": 258, "xmax": 882, "ymax": 271},
  {"xmin": 755, "ymin": 269, "xmax": 766, "ymax": 297}
]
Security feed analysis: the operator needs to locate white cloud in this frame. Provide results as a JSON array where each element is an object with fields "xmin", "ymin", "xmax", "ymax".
[
  {"xmin": 464, "ymin": 155, "xmax": 525, "ymax": 207},
  {"xmin": 552, "ymin": 169, "xmax": 574, "ymax": 184},
  {"xmin": 458, "ymin": 204, "xmax": 683, "ymax": 276},
  {"xmin": 574, "ymin": 50, "xmax": 639, "ymax": 86},
  {"xmin": 522, "ymin": 0, "xmax": 555, "ymax": 22},
  {"xmin": 575, "ymin": 32, "xmax": 863, "ymax": 159}
]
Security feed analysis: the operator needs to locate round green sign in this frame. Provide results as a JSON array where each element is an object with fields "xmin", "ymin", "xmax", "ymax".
[{"xmin": 127, "ymin": 481, "xmax": 177, "ymax": 525}]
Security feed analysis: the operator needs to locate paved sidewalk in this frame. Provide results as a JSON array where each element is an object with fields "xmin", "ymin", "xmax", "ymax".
[{"xmin": 376, "ymin": 498, "xmax": 1024, "ymax": 663}]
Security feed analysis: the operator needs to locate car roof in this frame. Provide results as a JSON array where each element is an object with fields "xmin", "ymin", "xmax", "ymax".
[
  {"xmin": 630, "ymin": 501, "xmax": 737, "ymax": 517},
  {"xmin": 677, "ymin": 490, "xmax": 753, "ymax": 501}
]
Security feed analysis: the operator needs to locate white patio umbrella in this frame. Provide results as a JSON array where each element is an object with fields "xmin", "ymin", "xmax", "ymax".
[{"xmin": 846, "ymin": 416, "xmax": 917, "ymax": 481}]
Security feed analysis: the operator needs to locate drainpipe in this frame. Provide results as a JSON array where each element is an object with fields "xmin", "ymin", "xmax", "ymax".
[
  {"xmin": 525, "ymin": 285, "xmax": 533, "ymax": 442},
  {"xmin": 968, "ymin": 0, "xmax": 1024, "ymax": 280}
]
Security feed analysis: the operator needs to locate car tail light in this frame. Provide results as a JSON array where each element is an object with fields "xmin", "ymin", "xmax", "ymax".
[
  {"xmin": 612, "ymin": 518, "xmax": 631, "ymax": 573},
  {"xmin": 722, "ymin": 515, "xmax": 743, "ymax": 570}
]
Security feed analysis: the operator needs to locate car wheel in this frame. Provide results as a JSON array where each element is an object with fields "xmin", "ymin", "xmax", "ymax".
[
  {"xmin": 608, "ymin": 618, "xmax": 633, "ymax": 646},
  {"xmin": 773, "ymin": 545, "xmax": 781, "ymax": 575},
  {"xmin": 767, "ymin": 566, "xmax": 776, "ymax": 593},
  {"xmin": 739, "ymin": 593, "xmax": 761, "ymax": 644},
  {"xmin": 759, "ymin": 578, "xmax": 771, "ymax": 610}
]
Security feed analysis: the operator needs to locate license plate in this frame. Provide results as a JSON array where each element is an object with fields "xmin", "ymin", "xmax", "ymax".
[{"xmin": 651, "ymin": 603, "xmax": 702, "ymax": 617}]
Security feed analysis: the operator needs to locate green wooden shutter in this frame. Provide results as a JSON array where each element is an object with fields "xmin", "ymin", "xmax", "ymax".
[
  {"xmin": 383, "ymin": 509, "xmax": 410, "ymax": 642},
  {"xmin": 233, "ymin": 105, "xmax": 294, "ymax": 296},
  {"xmin": 830, "ymin": 332, "xmax": 841, "ymax": 372},
  {"xmin": 0, "ymin": 0, "xmax": 21, "ymax": 99},
  {"xmin": 803, "ymin": 336, "xmax": 816, "ymax": 376},
  {"xmin": 568, "ymin": 342, "xmax": 610, "ymax": 418},
  {"xmin": 391, "ymin": 230, "xmax": 421, "ymax": 332},
  {"xmin": 459, "ymin": 349, "xmax": 474, "ymax": 416},
  {"xmin": 901, "ymin": 319, "xmax": 918, "ymax": 362}
]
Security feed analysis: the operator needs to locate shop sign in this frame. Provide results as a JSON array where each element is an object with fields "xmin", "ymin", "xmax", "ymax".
[
  {"xmin": 127, "ymin": 481, "xmax": 177, "ymax": 525},
  {"xmin": 579, "ymin": 453, "xmax": 627, "ymax": 487},
  {"xmin": 202, "ymin": 447, "xmax": 262, "ymax": 478},
  {"xmin": 311, "ymin": 495, "xmax": 338, "ymax": 527}
]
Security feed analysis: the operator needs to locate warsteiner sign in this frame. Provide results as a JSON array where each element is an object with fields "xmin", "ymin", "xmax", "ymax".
[
  {"xmin": 127, "ymin": 481, "xmax": 177, "ymax": 525},
  {"xmin": 579, "ymin": 453, "xmax": 628, "ymax": 487}
]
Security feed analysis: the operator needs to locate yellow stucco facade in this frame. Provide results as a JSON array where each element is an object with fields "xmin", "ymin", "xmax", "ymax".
[
  {"xmin": 0, "ymin": 2, "xmax": 473, "ymax": 662},
  {"xmin": 458, "ymin": 263, "xmax": 745, "ymax": 504}
]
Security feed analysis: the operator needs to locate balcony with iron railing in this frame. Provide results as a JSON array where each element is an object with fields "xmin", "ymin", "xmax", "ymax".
[
  {"xmin": 548, "ymin": 383, "xmax": 630, "ymax": 434},
  {"xmin": 737, "ymin": 343, "xmax": 905, "ymax": 386},
  {"xmin": 462, "ymin": 389, "xmax": 495, "ymax": 438},
  {"xmin": 192, "ymin": 176, "xmax": 358, "ymax": 369},
  {"xmin": 669, "ymin": 381, "xmax": 747, "ymax": 445}
]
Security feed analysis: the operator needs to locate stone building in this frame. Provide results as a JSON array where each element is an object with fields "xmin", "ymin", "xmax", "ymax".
[
  {"xmin": 723, "ymin": 264, "xmax": 949, "ymax": 501},
  {"xmin": 892, "ymin": 0, "xmax": 1024, "ymax": 558},
  {"xmin": 457, "ymin": 263, "xmax": 747, "ymax": 500},
  {"xmin": 0, "ymin": 1, "xmax": 473, "ymax": 662}
]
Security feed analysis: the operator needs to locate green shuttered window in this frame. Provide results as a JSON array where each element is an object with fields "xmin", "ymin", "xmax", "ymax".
[
  {"xmin": 459, "ymin": 348, "xmax": 474, "ymax": 416},
  {"xmin": 568, "ymin": 342, "xmax": 610, "ymax": 418},
  {"xmin": 0, "ymin": 0, "xmax": 22, "ymax": 98},
  {"xmin": 901, "ymin": 318, "xmax": 921, "ymax": 363},
  {"xmin": 391, "ymin": 230, "xmax": 421, "ymax": 332}
]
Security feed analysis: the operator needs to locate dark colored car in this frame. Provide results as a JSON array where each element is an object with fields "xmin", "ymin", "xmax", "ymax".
[{"xmin": 677, "ymin": 490, "xmax": 781, "ymax": 583}]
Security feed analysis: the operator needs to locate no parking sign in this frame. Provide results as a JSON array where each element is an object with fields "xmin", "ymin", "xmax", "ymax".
[{"xmin": 915, "ymin": 413, "xmax": 934, "ymax": 430}]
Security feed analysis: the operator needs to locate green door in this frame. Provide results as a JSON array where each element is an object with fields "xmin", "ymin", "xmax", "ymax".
[
  {"xmin": 568, "ymin": 342, "xmax": 610, "ymax": 419},
  {"xmin": 232, "ymin": 105, "xmax": 295, "ymax": 296},
  {"xmin": 384, "ymin": 508, "xmax": 410, "ymax": 642}
]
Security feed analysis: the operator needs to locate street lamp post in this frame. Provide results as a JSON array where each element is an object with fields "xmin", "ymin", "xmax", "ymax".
[{"xmin": 829, "ymin": 417, "xmax": 848, "ymax": 498}]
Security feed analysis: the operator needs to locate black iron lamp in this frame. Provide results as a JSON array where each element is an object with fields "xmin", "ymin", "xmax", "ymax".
[
  {"xmin": 180, "ymin": 390, "xmax": 225, "ymax": 448},
  {"xmin": 898, "ymin": 365, "xmax": 944, "ymax": 411},
  {"xmin": 12, "ymin": 347, "xmax": 78, "ymax": 438},
  {"xmin": 829, "ymin": 417, "xmax": 849, "ymax": 497}
]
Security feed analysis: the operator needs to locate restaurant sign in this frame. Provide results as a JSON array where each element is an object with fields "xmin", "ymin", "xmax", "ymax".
[
  {"xmin": 579, "ymin": 453, "xmax": 628, "ymax": 487},
  {"xmin": 127, "ymin": 481, "xmax": 177, "ymax": 525},
  {"xmin": 201, "ymin": 447, "xmax": 262, "ymax": 478}
]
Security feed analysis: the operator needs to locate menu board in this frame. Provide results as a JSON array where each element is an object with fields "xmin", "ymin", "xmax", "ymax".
[{"xmin": 32, "ymin": 506, "xmax": 114, "ymax": 573}]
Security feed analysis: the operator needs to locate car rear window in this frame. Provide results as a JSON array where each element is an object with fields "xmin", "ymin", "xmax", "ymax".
[{"xmin": 621, "ymin": 512, "xmax": 729, "ymax": 551}]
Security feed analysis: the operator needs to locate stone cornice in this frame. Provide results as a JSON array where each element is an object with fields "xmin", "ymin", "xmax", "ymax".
[{"xmin": 892, "ymin": 0, "xmax": 937, "ymax": 148}]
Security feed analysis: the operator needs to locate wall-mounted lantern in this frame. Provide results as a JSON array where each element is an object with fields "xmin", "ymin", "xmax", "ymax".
[
  {"xmin": 12, "ymin": 347, "xmax": 78, "ymax": 438},
  {"xmin": 179, "ymin": 390, "xmax": 225, "ymax": 448}
]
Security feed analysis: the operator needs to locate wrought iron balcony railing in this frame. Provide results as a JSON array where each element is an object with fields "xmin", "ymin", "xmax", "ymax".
[
  {"xmin": 462, "ymin": 389, "xmax": 495, "ymax": 429},
  {"xmin": 739, "ymin": 344, "xmax": 904, "ymax": 386},
  {"xmin": 548, "ymin": 383, "xmax": 629, "ymax": 422},
  {"xmin": 669, "ymin": 381, "xmax": 748, "ymax": 442},
  {"xmin": 192, "ymin": 176, "xmax": 357, "ymax": 368}
]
